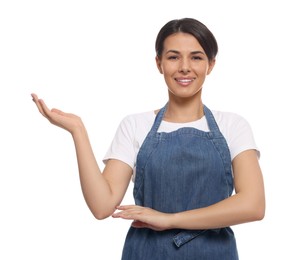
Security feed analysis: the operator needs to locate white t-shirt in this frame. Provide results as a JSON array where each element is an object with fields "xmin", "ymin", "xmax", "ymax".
[{"xmin": 103, "ymin": 109, "xmax": 259, "ymax": 181}]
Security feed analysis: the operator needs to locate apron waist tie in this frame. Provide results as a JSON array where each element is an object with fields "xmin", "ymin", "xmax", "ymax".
[{"xmin": 173, "ymin": 229, "xmax": 221, "ymax": 248}]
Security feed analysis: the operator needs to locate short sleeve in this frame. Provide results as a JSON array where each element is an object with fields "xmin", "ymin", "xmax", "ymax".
[
  {"xmin": 103, "ymin": 115, "xmax": 136, "ymax": 169},
  {"xmin": 227, "ymin": 114, "xmax": 260, "ymax": 160}
]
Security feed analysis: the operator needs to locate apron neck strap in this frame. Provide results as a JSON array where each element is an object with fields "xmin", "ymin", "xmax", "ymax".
[{"xmin": 151, "ymin": 102, "xmax": 221, "ymax": 133}]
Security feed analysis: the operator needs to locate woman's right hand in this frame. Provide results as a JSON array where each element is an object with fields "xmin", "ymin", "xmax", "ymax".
[{"xmin": 31, "ymin": 93, "xmax": 84, "ymax": 135}]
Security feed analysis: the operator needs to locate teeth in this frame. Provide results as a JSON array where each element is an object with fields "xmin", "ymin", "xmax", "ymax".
[{"xmin": 178, "ymin": 79, "xmax": 192, "ymax": 82}]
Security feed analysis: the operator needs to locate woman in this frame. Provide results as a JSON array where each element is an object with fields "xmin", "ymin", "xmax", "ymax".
[{"xmin": 32, "ymin": 18, "xmax": 265, "ymax": 259}]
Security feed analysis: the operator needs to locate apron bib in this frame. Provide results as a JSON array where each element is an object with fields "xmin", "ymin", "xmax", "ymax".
[{"xmin": 121, "ymin": 104, "xmax": 239, "ymax": 259}]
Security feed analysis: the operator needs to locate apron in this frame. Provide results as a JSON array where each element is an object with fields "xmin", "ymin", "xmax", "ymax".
[{"xmin": 121, "ymin": 104, "xmax": 239, "ymax": 259}]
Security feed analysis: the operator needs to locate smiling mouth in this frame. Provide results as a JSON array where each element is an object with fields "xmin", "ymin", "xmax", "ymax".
[{"xmin": 175, "ymin": 78, "xmax": 195, "ymax": 85}]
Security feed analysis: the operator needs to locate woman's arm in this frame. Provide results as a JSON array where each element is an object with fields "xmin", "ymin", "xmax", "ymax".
[
  {"xmin": 73, "ymin": 127, "xmax": 132, "ymax": 219},
  {"xmin": 113, "ymin": 149, "xmax": 265, "ymax": 230},
  {"xmin": 31, "ymin": 94, "xmax": 132, "ymax": 219}
]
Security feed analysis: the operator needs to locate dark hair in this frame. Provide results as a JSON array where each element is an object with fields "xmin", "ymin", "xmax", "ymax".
[{"xmin": 155, "ymin": 18, "xmax": 218, "ymax": 61}]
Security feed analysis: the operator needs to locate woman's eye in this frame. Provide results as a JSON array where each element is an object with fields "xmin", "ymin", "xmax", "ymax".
[
  {"xmin": 192, "ymin": 56, "xmax": 203, "ymax": 60},
  {"xmin": 168, "ymin": 56, "xmax": 178, "ymax": 60}
]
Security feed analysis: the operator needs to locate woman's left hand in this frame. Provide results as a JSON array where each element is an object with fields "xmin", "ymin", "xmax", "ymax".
[{"xmin": 112, "ymin": 205, "xmax": 172, "ymax": 231}]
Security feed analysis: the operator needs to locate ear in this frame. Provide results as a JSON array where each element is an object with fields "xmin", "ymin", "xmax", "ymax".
[
  {"xmin": 207, "ymin": 59, "xmax": 216, "ymax": 75},
  {"xmin": 155, "ymin": 56, "xmax": 163, "ymax": 74}
]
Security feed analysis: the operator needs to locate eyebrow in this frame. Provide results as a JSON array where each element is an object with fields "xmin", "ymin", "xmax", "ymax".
[{"xmin": 165, "ymin": 50, "xmax": 206, "ymax": 55}]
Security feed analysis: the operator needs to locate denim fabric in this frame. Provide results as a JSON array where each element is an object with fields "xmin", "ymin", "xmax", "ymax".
[{"xmin": 121, "ymin": 104, "xmax": 239, "ymax": 259}]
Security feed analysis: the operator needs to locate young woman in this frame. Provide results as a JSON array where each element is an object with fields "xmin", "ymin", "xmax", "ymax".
[{"xmin": 32, "ymin": 18, "xmax": 265, "ymax": 259}]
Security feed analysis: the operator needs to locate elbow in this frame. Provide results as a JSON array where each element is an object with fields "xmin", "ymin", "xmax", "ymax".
[
  {"xmin": 258, "ymin": 202, "xmax": 265, "ymax": 220},
  {"xmin": 248, "ymin": 200, "xmax": 265, "ymax": 222},
  {"xmin": 91, "ymin": 208, "xmax": 115, "ymax": 220},
  {"xmin": 93, "ymin": 213, "xmax": 109, "ymax": 220},
  {"xmin": 85, "ymin": 200, "xmax": 117, "ymax": 220},
  {"xmin": 239, "ymin": 190, "xmax": 265, "ymax": 222},
  {"xmin": 257, "ymin": 202, "xmax": 266, "ymax": 220},
  {"xmin": 254, "ymin": 196, "xmax": 266, "ymax": 221},
  {"xmin": 252, "ymin": 207, "xmax": 265, "ymax": 221}
]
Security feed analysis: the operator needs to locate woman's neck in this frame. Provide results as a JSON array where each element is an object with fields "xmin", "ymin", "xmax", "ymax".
[{"xmin": 162, "ymin": 99, "xmax": 204, "ymax": 123}]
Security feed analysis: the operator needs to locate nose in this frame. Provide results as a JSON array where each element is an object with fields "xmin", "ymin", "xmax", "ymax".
[{"xmin": 178, "ymin": 58, "xmax": 191, "ymax": 74}]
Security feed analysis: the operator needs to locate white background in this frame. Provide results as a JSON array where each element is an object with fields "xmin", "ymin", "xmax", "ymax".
[{"xmin": 1, "ymin": 0, "xmax": 304, "ymax": 259}]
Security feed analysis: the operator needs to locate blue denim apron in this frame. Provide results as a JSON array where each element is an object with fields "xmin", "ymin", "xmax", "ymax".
[{"xmin": 121, "ymin": 104, "xmax": 239, "ymax": 259}]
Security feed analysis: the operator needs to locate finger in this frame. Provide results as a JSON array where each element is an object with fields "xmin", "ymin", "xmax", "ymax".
[
  {"xmin": 31, "ymin": 93, "xmax": 39, "ymax": 104},
  {"xmin": 51, "ymin": 108, "xmax": 67, "ymax": 116},
  {"xmin": 31, "ymin": 94, "xmax": 47, "ymax": 117},
  {"xmin": 37, "ymin": 99, "xmax": 53, "ymax": 119},
  {"xmin": 51, "ymin": 108, "xmax": 62, "ymax": 114},
  {"xmin": 112, "ymin": 208, "xmax": 140, "ymax": 219},
  {"xmin": 116, "ymin": 205, "xmax": 139, "ymax": 210},
  {"xmin": 112, "ymin": 212, "xmax": 134, "ymax": 220},
  {"xmin": 31, "ymin": 93, "xmax": 38, "ymax": 100}
]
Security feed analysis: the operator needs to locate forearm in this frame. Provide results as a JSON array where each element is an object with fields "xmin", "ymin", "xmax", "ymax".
[
  {"xmin": 113, "ymin": 190, "xmax": 265, "ymax": 232},
  {"xmin": 72, "ymin": 125, "xmax": 115, "ymax": 219},
  {"xmin": 170, "ymin": 193, "xmax": 265, "ymax": 230}
]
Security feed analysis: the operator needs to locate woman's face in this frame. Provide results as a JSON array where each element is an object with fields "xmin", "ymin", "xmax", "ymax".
[{"xmin": 156, "ymin": 32, "xmax": 215, "ymax": 100}]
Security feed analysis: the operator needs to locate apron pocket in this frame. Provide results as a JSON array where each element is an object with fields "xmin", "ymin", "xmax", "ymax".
[{"xmin": 173, "ymin": 229, "xmax": 220, "ymax": 248}]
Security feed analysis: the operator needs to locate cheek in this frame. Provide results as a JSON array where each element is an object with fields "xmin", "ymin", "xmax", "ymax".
[
  {"xmin": 198, "ymin": 65, "xmax": 210, "ymax": 76},
  {"xmin": 162, "ymin": 64, "xmax": 177, "ymax": 75}
]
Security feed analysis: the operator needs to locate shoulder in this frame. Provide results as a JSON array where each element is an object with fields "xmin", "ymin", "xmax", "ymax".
[
  {"xmin": 120, "ymin": 110, "xmax": 155, "ymax": 128},
  {"xmin": 211, "ymin": 109, "xmax": 253, "ymax": 137},
  {"xmin": 211, "ymin": 110, "xmax": 249, "ymax": 127},
  {"xmin": 103, "ymin": 110, "xmax": 156, "ymax": 168},
  {"xmin": 210, "ymin": 109, "xmax": 259, "ymax": 159}
]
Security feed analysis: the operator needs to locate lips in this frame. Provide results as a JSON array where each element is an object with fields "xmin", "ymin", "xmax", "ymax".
[{"xmin": 175, "ymin": 78, "xmax": 195, "ymax": 86}]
